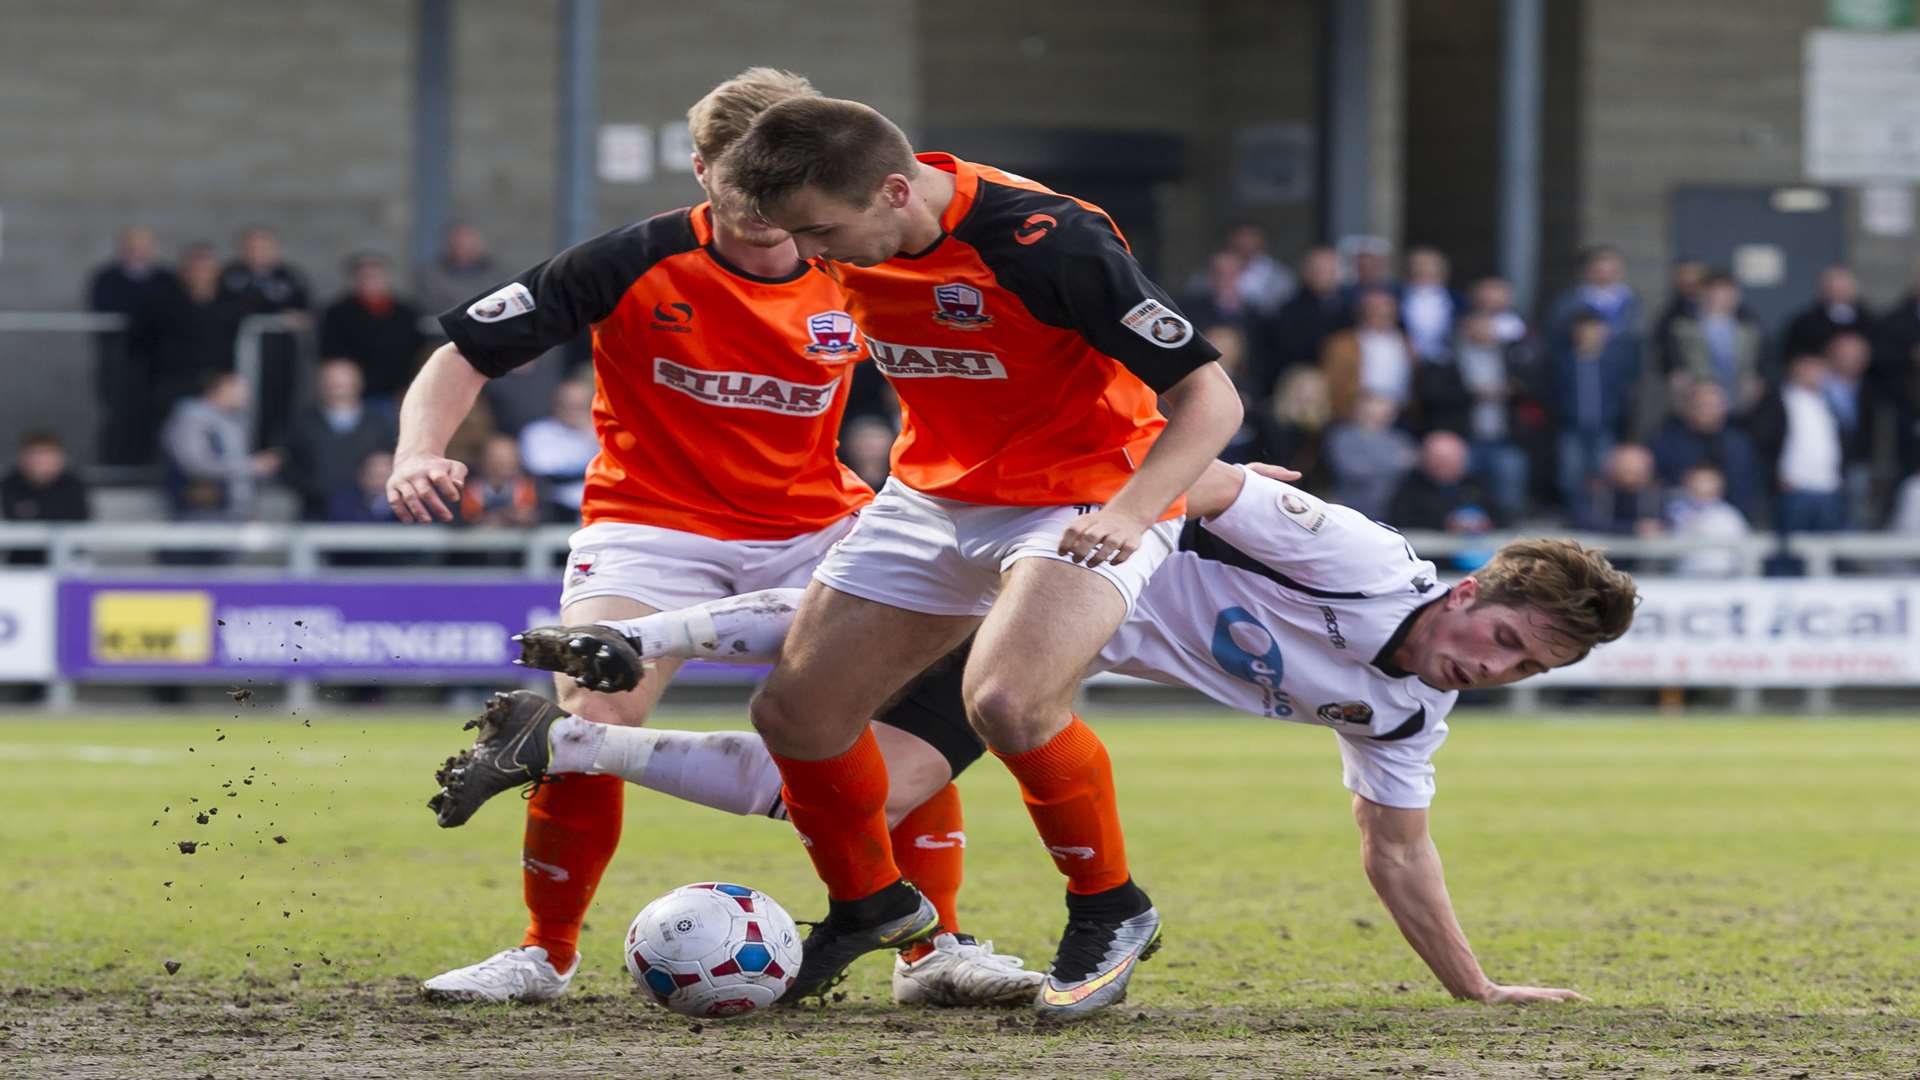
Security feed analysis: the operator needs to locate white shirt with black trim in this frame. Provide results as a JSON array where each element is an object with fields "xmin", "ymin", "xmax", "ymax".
[{"xmin": 1093, "ymin": 467, "xmax": 1457, "ymax": 809}]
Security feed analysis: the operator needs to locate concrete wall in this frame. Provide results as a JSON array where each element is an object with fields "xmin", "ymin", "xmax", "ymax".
[{"xmin": 1579, "ymin": 0, "xmax": 1915, "ymax": 310}]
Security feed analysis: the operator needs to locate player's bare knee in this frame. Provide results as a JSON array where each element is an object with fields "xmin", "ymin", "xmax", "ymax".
[
  {"xmin": 964, "ymin": 679, "xmax": 1055, "ymax": 749},
  {"xmin": 747, "ymin": 686, "xmax": 803, "ymax": 749}
]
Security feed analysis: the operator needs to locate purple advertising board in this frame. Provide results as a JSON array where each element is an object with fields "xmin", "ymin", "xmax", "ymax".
[{"xmin": 55, "ymin": 579, "xmax": 763, "ymax": 683}]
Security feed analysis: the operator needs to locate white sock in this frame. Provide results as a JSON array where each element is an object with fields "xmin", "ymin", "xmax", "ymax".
[
  {"xmin": 548, "ymin": 719, "xmax": 783, "ymax": 818},
  {"xmin": 598, "ymin": 588, "xmax": 804, "ymax": 663}
]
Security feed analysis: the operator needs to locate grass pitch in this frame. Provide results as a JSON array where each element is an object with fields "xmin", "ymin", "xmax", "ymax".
[{"xmin": 3, "ymin": 707, "xmax": 1916, "ymax": 1078}]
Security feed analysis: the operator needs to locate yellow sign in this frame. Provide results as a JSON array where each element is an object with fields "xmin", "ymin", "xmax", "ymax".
[{"xmin": 92, "ymin": 591, "xmax": 213, "ymax": 663}]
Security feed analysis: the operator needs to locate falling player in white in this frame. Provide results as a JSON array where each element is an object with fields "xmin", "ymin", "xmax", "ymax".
[{"xmin": 456, "ymin": 461, "xmax": 1639, "ymax": 1004}]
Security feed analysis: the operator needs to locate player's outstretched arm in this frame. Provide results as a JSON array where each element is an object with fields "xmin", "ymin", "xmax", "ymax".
[
  {"xmin": 1353, "ymin": 794, "xmax": 1589, "ymax": 1005},
  {"xmin": 1061, "ymin": 363, "xmax": 1242, "ymax": 566},
  {"xmin": 387, "ymin": 342, "xmax": 487, "ymax": 522}
]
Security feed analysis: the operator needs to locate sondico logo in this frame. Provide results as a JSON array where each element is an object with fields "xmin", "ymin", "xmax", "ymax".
[
  {"xmin": 522, "ymin": 855, "xmax": 570, "ymax": 882},
  {"xmin": 1210, "ymin": 606, "xmax": 1293, "ymax": 717},
  {"xmin": 867, "ymin": 338, "xmax": 1007, "ymax": 379},
  {"xmin": 653, "ymin": 358, "xmax": 840, "ymax": 415},
  {"xmin": 1045, "ymin": 843, "xmax": 1096, "ymax": 861},
  {"xmin": 913, "ymin": 831, "xmax": 968, "ymax": 850}
]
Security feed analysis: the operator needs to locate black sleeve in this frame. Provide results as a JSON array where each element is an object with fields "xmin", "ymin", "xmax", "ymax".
[
  {"xmin": 438, "ymin": 212, "xmax": 697, "ymax": 378},
  {"xmin": 969, "ymin": 194, "xmax": 1220, "ymax": 393}
]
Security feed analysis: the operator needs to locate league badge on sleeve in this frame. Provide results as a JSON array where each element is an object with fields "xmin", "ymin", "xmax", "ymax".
[
  {"xmin": 1277, "ymin": 487, "xmax": 1328, "ymax": 535},
  {"xmin": 467, "ymin": 282, "xmax": 536, "ymax": 323},
  {"xmin": 1120, "ymin": 299, "xmax": 1194, "ymax": 349},
  {"xmin": 1316, "ymin": 701, "xmax": 1374, "ymax": 727}
]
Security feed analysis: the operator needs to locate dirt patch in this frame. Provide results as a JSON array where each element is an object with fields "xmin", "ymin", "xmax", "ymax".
[{"xmin": 2, "ymin": 984, "xmax": 1913, "ymax": 1080}]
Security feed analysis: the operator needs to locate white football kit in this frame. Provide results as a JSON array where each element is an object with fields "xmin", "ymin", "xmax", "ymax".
[{"xmin": 1095, "ymin": 468, "xmax": 1458, "ymax": 809}]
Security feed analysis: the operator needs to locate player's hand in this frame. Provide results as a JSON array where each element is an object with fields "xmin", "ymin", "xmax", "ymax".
[
  {"xmin": 1245, "ymin": 462, "xmax": 1303, "ymax": 483},
  {"xmin": 387, "ymin": 452, "xmax": 469, "ymax": 523},
  {"xmin": 1058, "ymin": 507, "xmax": 1152, "ymax": 568},
  {"xmin": 1477, "ymin": 983, "xmax": 1590, "ymax": 1005}
]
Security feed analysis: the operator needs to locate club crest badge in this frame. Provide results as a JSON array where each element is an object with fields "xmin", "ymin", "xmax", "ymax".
[{"xmin": 931, "ymin": 283, "xmax": 993, "ymax": 330}]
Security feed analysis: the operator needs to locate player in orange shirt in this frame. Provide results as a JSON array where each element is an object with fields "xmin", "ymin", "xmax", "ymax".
[
  {"xmin": 721, "ymin": 98, "xmax": 1245, "ymax": 1017},
  {"xmin": 389, "ymin": 71, "xmax": 1033, "ymax": 1007}
]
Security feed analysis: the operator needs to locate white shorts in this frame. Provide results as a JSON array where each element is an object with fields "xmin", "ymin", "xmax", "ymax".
[
  {"xmin": 559, "ymin": 516, "xmax": 859, "ymax": 613},
  {"xmin": 811, "ymin": 478, "xmax": 1181, "ymax": 619}
]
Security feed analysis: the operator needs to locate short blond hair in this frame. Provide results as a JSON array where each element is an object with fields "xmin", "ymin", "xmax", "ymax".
[
  {"xmin": 1473, "ymin": 538, "xmax": 1638, "ymax": 660},
  {"xmin": 687, "ymin": 68, "xmax": 818, "ymax": 161}
]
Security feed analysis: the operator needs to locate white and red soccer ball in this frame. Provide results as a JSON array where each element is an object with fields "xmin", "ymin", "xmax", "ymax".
[{"xmin": 624, "ymin": 882, "xmax": 801, "ymax": 1018}]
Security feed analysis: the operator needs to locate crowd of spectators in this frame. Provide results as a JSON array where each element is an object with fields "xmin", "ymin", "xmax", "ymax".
[
  {"xmin": 9, "ymin": 220, "xmax": 1920, "ymax": 564},
  {"xmin": 1172, "ymin": 226, "xmax": 1920, "ymax": 563}
]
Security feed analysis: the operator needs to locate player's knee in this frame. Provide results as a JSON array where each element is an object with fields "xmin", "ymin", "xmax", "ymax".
[
  {"xmin": 963, "ymin": 679, "xmax": 1050, "ymax": 746},
  {"xmin": 748, "ymin": 685, "xmax": 803, "ymax": 747}
]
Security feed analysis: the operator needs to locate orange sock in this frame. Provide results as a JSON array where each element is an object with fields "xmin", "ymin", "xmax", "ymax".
[
  {"xmin": 520, "ymin": 772, "xmax": 623, "ymax": 971},
  {"xmin": 890, "ymin": 782, "xmax": 965, "ymax": 951},
  {"xmin": 769, "ymin": 727, "xmax": 899, "ymax": 902},
  {"xmin": 993, "ymin": 715, "xmax": 1130, "ymax": 895}
]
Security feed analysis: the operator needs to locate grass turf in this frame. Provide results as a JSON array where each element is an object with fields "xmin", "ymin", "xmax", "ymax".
[{"xmin": 3, "ymin": 708, "xmax": 1916, "ymax": 1078}]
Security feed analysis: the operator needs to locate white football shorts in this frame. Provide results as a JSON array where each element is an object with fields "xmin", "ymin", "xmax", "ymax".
[
  {"xmin": 810, "ymin": 477, "xmax": 1181, "ymax": 618},
  {"xmin": 558, "ymin": 515, "xmax": 859, "ymax": 613}
]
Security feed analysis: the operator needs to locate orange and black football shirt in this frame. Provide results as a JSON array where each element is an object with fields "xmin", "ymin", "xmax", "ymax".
[
  {"xmin": 830, "ymin": 153, "xmax": 1219, "ymax": 513},
  {"xmin": 440, "ymin": 204, "xmax": 872, "ymax": 540}
]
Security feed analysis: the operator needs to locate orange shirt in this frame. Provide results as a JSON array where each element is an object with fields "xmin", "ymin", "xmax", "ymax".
[
  {"xmin": 441, "ymin": 205, "xmax": 872, "ymax": 540},
  {"xmin": 830, "ymin": 154, "xmax": 1218, "ymax": 514}
]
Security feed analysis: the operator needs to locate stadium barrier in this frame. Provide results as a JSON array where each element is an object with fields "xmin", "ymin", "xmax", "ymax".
[{"xmin": 2, "ymin": 522, "xmax": 1916, "ymax": 712}]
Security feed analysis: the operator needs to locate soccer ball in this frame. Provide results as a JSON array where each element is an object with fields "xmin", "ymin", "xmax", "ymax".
[{"xmin": 623, "ymin": 882, "xmax": 802, "ymax": 1018}]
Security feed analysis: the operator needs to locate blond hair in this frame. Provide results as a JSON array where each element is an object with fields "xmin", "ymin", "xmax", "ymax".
[
  {"xmin": 1473, "ymin": 538, "xmax": 1637, "ymax": 659},
  {"xmin": 687, "ymin": 68, "xmax": 818, "ymax": 161}
]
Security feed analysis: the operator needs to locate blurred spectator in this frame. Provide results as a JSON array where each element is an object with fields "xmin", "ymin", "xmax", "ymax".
[
  {"xmin": 1576, "ymin": 443, "xmax": 1665, "ymax": 536},
  {"xmin": 1451, "ymin": 312, "xmax": 1532, "ymax": 522},
  {"xmin": 219, "ymin": 226, "xmax": 310, "ymax": 449},
  {"xmin": 447, "ymin": 395, "xmax": 501, "ymax": 470},
  {"xmin": 840, "ymin": 415, "xmax": 895, "ymax": 491},
  {"xmin": 1398, "ymin": 247, "xmax": 1460, "ymax": 362},
  {"xmin": 1321, "ymin": 288, "xmax": 1412, "ymax": 421},
  {"xmin": 1763, "ymin": 354, "xmax": 1848, "ymax": 534},
  {"xmin": 1324, "ymin": 392, "xmax": 1417, "ymax": 522},
  {"xmin": 1652, "ymin": 259, "xmax": 1709, "ymax": 374},
  {"xmin": 283, "ymin": 359, "xmax": 397, "ymax": 521},
  {"xmin": 1820, "ymin": 332, "xmax": 1878, "ymax": 524},
  {"xmin": 519, "ymin": 377, "xmax": 598, "ymax": 523},
  {"xmin": 419, "ymin": 223, "xmax": 498, "ymax": 313},
  {"xmin": 1181, "ymin": 259, "xmax": 1276, "ymax": 399},
  {"xmin": 1340, "ymin": 235, "xmax": 1397, "ymax": 304},
  {"xmin": 319, "ymin": 253, "xmax": 428, "ymax": 407},
  {"xmin": 1666, "ymin": 463, "xmax": 1749, "ymax": 577},
  {"xmin": 144, "ymin": 244, "xmax": 244, "ymax": 426},
  {"xmin": 1467, "ymin": 276, "xmax": 1527, "ymax": 345},
  {"xmin": 1551, "ymin": 311, "xmax": 1639, "ymax": 512},
  {"xmin": 1547, "ymin": 245, "xmax": 1640, "ymax": 339},
  {"xmin": 1649, "ymin": 380, "xmax": 1764, "ymax": 523},
  {"xmin": 1783, "ymin": 265, "xmax": 1873, "ymax": 362},
  {"xmin": 2, "ymin": 432, "xmax": 90, "ymax": 522},
  {"xmin": 326, "ymin": 450, "xmax": 401, "ymax": 524},
  {"xmin": 1892, "ymin": 467, "xmax": 1920, "ymax": 534},
  {"xmin": 1872, "ymin": 259, "xmax": 1920, "ymax": 475},
  {"xmin": 1267, "ymin": 246, "xmax": 1347, "ymax": 390},
  {"xmin": 1668, "ymin": 273, "xmax": 1765, "ymax": 414},
  {"xmin": 458, "ymin": 434, "xmax": 540, "ymax": 527},
  {"xmin": 1389, "ymin": 431, "xmax": 1500, "ymax": 534},
  {"xmin": 160, "ymin": 370, "xmax": 280, "ymax": 521},
  {"xmin": 88, "ymin": 225, "xmax": 178, "ymax": 465},
  {"xmin": 1233, "ymin": 366, "xmax": 1333, "ymax": 490},
  {"xmin": 1223, "ymin": 222, "xmax": 1294, "ymax": 314}
]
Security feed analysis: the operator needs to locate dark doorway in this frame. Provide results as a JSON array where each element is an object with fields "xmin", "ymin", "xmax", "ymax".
[{"xmin": 1670, "ymin": 185, "xmax": 1850, "ymax": 341}]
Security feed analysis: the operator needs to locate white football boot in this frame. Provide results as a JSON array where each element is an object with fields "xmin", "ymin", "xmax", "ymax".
[
  {"xmin": 891, "ymin": 932, "xmax": 1047, "ymax": 1007},
  {"xmin": 421, "ymin": 946, "xmax": 577, "ymax": 1003}
]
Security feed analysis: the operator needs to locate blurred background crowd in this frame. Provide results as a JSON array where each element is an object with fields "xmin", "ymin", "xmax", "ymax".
[{"xmin": 8, "ymin": 216, "xmax": 1919, "ymax": 572}]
